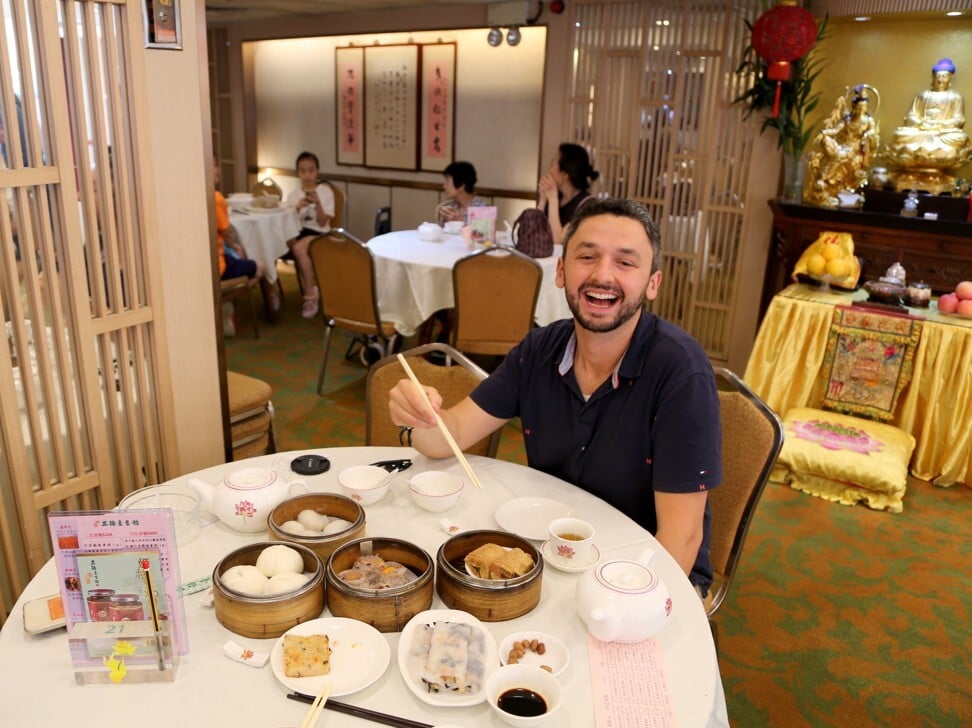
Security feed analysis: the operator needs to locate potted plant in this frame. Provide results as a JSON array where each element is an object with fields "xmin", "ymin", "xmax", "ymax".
[{"xmin": 735, "ymin": 13, "xmax": 828, "ymax": 200}]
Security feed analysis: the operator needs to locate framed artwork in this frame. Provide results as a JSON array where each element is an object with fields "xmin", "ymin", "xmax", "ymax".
[
  {"xmin": 419, "ymin": 43, "xmax": 456, "ymax": 172},
  {"xmin": 335, "ymin": 46, "xmax": 365, "ymax": 166},
  {"xmin": 364, "ymin": 44, "xmax": 419, "ymax": 170},
  {"xmin": 143, "ymin": 0, "xmax": 182, "ymax": 50}
]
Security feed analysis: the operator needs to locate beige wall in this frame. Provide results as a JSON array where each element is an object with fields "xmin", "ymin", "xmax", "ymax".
[
  {"xmin": 143, "ymin": 0, "xmax": 224, "ymax": 474},
  {"xmin": 812, "ymin": 15, "xmax": 972, "ymax": 179}
]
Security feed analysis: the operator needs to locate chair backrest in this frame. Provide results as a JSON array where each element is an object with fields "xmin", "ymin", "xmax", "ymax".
[
  {"xmin": 308, "ymin": 232, "xmax": 384, "ymax": 334},
  {"xmin": 366, "ymin": 342, "xmax": 500, "ymax": 457},
  {"xmin": 375, "ymin": 206, "xmax": 391, "ymax": 236},
  {"xmin": 707, "ymin": 367, "xmax": 784, "ymax": 617},
  {"xmin": 452, "ymin": 246, "xmax": 543, "ymax": 356},
  {"xmin": 318, "ymin": 178, "xmax": 346, "ymax": 230}
]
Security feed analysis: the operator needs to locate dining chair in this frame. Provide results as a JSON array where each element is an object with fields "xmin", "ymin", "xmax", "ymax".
[
  {"xmin": 365, "ymin": 342, "xmax": 500, "ymax": 457},
  {"xmin": 308, "ymin": 230, "xmax": 398, "ymax": 395},
  {"xmin": 707, "ymin": 367, "xmax": 784, "ymax": 635},
  {"xmin": 220, "ymin": 275, "xmax": 259, "ymax": 338},
  {"xmin": 451, "ymin": 246, "xmax": 542, "ymax": 357},
  {"xmin": 374, "ymin": 206, "xmax": 391, "ymax": 236}
]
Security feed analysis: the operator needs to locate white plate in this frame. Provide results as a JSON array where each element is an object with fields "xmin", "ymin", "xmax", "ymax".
[
  {"xmin": 498, "ymin": 630, "xmax": 570, "ymax": 676},
  {"xmin": 397, "ymin": 608, "xmax": 498, "ymax": 707},
  {"xmin": 540, "ymin": 539, "xmax": 600, "ymax": 573},
  {"xmin": 494, "ymin": 497, "xmax": 574, "ymax": 541},
  {"xmin": 270, "ymin": 617, "xmax": 390, "ymax": 697},
  {"xmin": 244, "ymin": 205, "xmax": 281, "ymax": 214}
]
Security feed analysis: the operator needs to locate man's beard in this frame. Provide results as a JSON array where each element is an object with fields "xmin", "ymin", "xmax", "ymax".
[{"xmin": 566, "ymin": 282, "xmax": 646, "ymax": 333}]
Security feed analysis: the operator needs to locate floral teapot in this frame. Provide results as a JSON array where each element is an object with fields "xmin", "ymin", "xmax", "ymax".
[
  {"xmin": 188, "ymin": 467, "xmax": 306, "ymax": 533},
  {"xmin": 575, "ymin": 547, "xmax": 672, "ymax": 643}
]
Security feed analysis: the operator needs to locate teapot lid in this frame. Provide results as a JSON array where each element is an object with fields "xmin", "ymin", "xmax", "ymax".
[
  {"xmin": 224, "ymin": 467, "xmax": 276, "ymax": 491},
  {"xmin": 594, "ymin": 560, "xmax": 661, "ymax": 594}
]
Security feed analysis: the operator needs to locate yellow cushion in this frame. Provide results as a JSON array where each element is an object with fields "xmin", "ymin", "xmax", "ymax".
[{"xmin": 772, "ymin": 407, "xmax": 915, "ymax": 513}]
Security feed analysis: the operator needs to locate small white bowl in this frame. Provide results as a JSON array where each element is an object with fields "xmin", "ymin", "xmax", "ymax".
[
  {"xmin": 485, "ymin": 664, "xmax": 563, "ymax": 727},
  {"xmin": 337, "ymin": 465, "xmax": 392, "ymax": 505},
  {"xmin": 408, "ymin": 471, "xmax": 464, "ymax": 512},
  {"xmin": 443, "ymin": 220, "xmax": 463, "ymax": 235},
  {"xmin": 498, "ymin": 630, "xmax": 569, "ymax": 677}
]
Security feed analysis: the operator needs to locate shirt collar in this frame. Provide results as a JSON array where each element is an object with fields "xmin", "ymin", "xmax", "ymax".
[{"xmin": 557, "ymin": 315, "xmax": 655, "ymax": 389}]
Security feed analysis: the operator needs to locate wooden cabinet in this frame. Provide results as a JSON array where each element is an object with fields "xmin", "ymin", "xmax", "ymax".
[{"xmin": 762, "ymin": 199, "xmax": 972, "ymax": 315}]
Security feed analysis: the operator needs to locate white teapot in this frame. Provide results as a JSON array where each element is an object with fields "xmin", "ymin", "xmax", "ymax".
[
  {"xmin": 575, "ymin": 548, "xmax": 672, "ymax": 643},
  {"xmin": 188, "ymin": 467, "xmax": 306, "ymax": 533},
  {"xmin": 417, "ymin": 221, "xmax": 443, "ymax": 241}
]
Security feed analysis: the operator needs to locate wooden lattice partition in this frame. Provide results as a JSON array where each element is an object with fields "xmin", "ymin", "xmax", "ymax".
[
  {"xmin": 0, "ymin": 0, "xmax": 174, "ymax": 625},
  {"xmin": 566, "ymin": 0, "xmax": 766, "ymax": 361}
]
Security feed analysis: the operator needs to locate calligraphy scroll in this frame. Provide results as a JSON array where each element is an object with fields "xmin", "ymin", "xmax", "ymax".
[
  {"xmin": 420, "ymin": 43, "xmax": 456, "ymax": 172},
  {"xmin": 364, "ymin": 44, "xmax": 419, "ymax": 170},
  {"xmin": 335, "ymin": 46, "xmax": 364, "ymax": 166}
]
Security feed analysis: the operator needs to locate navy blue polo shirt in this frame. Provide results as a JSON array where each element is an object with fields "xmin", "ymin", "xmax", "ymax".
[{"xmin": 471, "ymin": 312, "xmax": 722, "ymax": 591}]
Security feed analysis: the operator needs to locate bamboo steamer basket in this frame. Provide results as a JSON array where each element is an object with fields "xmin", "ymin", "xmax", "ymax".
[
  {"xmin": 268, "ymin": 492, "xmax": 366, "ymax": 564},
  {"xmin": 212, "ymin": 541, "xmax": 324, "ymax": 639},
  {"xmin": 325, "ymin": 537, "xmax": 434, "ymax": 633},
  {"xmin": 436, "ymin": 530, "xmax": 542, "ymax": 622}
]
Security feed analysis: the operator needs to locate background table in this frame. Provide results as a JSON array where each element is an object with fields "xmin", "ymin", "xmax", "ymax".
[
  {"xmin": 368, "ymin": 231, "xmax": 573, "ymax": 336},
  {"xmin": 230, "ymin": 206, "xmax": 300, "ymax": 285},
  {"xmin": 744, "ymin": 284, "xmax": 972, "ymax": 486},
  {"xmin": 0, "ymin": 447, "xmax": 726, "ymax": 727}
]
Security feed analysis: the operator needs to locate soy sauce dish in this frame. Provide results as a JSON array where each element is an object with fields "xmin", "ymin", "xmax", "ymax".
[{"xmin": 485, "ymin": 664, "xmax": 563, "ymax": 727}]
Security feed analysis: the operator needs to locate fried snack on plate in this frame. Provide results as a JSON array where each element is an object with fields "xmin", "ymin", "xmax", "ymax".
[
  {"xmin": 463, "ymin": 543, "xmax": 507, "ymax": 579},
  {"xmin": 488, "ymin": 547, "xmax": 533, "ymax": 580},
  {"xmin": 283, "ymin": 633, "xmax": 331, "ymax": 677}
]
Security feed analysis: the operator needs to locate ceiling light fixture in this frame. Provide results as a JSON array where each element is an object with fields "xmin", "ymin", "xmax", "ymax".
[
  {"xmin": 487, "ymin": 27, "xmax": 503, "ymax": 46},
  {"xmin": 507, "ymin": 26, "xmax": 522, "ymax": 46}
]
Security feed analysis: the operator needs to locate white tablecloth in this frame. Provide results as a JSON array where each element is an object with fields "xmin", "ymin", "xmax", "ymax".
[
  {"xmin": 0, "ymin": 447, "xmax": 727, "ymax": 727},
  {"xmin": 230, "ymin": 207, "xmax": 300, "ymax": 285},
  {"xmin": 368, "ymin": 231, "xmax": 573, "ymax": 336}
]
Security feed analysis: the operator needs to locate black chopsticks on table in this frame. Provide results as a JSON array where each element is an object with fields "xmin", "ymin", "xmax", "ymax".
[{"xmin": 287, "ymin": 693, "xmax": 433, "ymax": 728}]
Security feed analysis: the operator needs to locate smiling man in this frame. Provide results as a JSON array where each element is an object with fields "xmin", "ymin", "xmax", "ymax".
[{"xmin": 389, "ymin": 197, "xmax": 722, "ymax": 597}]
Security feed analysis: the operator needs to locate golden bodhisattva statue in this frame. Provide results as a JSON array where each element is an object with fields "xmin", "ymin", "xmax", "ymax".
[
  {"xmin": 886, "ymin": 58, "xmax": 972, "ymax": 194},
  {"xmin": 803, "ymin": 86, "xmax": 879, "ymax": 208}
]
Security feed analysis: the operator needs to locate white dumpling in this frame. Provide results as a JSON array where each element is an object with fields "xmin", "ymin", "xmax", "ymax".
[
  {"xmin": 256, "ymin": 544, "xmax": 304, "ymax": 577},
  {"xmin": 280, "ymin": 520, "xmax": 306, "ymax": 536},
  {"xmin": 297, "ymin": 509, "xmax": 329, "ymax": 532},
  {"xmin": 222, "ymin": 564, "xmax": 268, "ymax": 595},
  {"xmin": 321, "ymin": 518, "xmax": 352, "ymax": 535},
  {"xmin": 264, "ymin": 571, "xmax": 311, "ymax": 595}
]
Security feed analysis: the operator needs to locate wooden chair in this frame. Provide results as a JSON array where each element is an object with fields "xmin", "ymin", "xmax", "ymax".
[
  {"xmin": 365, "ymin": 342, "xmax": 500, "ymax": 457},
  {"xmin": 707, "ymin": 367, "xmax": 784, "ymax": 630},
  {"xmin": 220, "ymin": 276, "xmax": 259, "ymax": 338},
  {"xmin": 226, "ymin": 370, "xmax": 276, "ymax": 460},
  {"xmin": 307, "ymin": 230, "xmax": 398, "ymax": 395},
  {"xmin": 452, "ymin": 246, "xmax": 542, "ymax": 356}
]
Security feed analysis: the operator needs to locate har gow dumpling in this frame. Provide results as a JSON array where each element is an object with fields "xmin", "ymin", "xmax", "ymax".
[
  {"xmin": 321, "ymin": 518, "xmax": 352, "ymax": 535},
  {"xmin": 265, "ymin": 571, "xmax": 311, "ymax": 595},
  {"xmin": 222, "ymin": 564, "xmax": 268, "ymax": 595},
  {"xmin": 297, "ymin": 509, "xmax": 329, "ymax": 532},
  {"xmin": 256, "ymin": 544, "xmax": 304, "ymax": 577},
  {"xmin": 280, "ymin": 520, "xmax": 307, "ymax": 536}
]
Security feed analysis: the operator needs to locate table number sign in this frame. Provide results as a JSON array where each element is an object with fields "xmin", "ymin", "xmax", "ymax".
[
  {"xmin": 49, "ymin": 510, "xmax": 188, "ymax": 684},
  {"xmin": 588, "ymin": 634, "xmax": 675, "ymax": 727}
]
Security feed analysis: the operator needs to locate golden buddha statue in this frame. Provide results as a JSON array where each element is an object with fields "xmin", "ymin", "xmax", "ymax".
[
  {"xmin": 803, "ymin": 86, "xmax": 879, "ymax": 208},
  {"xmin": 886, "ymin": 58, "xmax": 972, "ymax": 194}
]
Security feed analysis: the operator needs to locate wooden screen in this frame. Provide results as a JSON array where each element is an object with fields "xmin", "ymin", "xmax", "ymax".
[
  {"xmin": 566, "ymin": 0, "xmax": 763, "ymax": 360},
  {"xmin": 0, "ymin": 0, "xmax": 173, "ymax": 624}
]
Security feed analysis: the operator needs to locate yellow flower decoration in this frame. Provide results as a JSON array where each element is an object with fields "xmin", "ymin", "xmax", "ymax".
[{"xmin": 113, "ymin": 640, "xmax": 137, "ymax": 656}]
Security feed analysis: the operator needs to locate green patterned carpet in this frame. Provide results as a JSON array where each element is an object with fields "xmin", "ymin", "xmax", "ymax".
[{"xmin": 226, "ymin": 266, "xmax": 972, "ymax": 727}]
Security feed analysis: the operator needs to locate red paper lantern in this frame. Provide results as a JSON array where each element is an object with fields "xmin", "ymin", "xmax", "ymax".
[{"xmin": 751, "ymin": 2, "xmax": 817, "ymax": 117}]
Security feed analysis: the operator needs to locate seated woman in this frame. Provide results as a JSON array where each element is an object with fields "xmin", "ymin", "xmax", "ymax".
[
  {"xmin": 284, "ymin": 151, "xmax": 335, "ymax": 319},
  {"xmin": 888, "ymin": 58, "xmax": 972, "ymax": 170},
  {"xmin": 537, "ymin": 143, "xmax": 599, "ymax": 244},
  {"xmin": 435, "ymin": 161, "xmax": 486, "ymax": 224},
  {"xmin": 803, "ymin": 87, "xmax": 879, "ymax": 207}
]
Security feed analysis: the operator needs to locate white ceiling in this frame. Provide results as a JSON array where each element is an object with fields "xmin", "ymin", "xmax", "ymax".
[{"xmin": 205, "ymin": 0, "xmax": 489, "ymax": 24}]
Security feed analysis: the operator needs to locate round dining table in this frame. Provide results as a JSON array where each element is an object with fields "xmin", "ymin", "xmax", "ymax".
[
  {"xmin": 229, "ymin": 205, "xmax": 301, "ymax": 286},
  {"xmin": 0, "ymin": 448, "xmax": 728, "ymax": 727},
  {"xmin": 367, "ymin": 231, "xmax": 573, "ymax": 336}
]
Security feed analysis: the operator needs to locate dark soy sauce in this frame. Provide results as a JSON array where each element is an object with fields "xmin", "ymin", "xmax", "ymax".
[{"xmin": 498, "ymin": 687, "xmax": 547, "ymax": 717}]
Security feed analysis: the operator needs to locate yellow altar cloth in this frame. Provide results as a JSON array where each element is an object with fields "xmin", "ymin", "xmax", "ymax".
[{"xmin": 744, "ymin": 284, "xmax": 972, "ymax": 487}]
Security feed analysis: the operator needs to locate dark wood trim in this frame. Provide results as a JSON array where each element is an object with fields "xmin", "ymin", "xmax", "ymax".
[{"xmin": 248, "ymin": 166, "xmax": 536, "ymax": 200}]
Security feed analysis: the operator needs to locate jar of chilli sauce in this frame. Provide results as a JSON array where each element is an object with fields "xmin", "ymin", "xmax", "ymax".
[
  {"xmin": 108, "ymin": 594, "xmax": 144, "ymax": 621},
  {"xmin": 86, "ymin": 589, "xmax": 115, "ymax": 622}
]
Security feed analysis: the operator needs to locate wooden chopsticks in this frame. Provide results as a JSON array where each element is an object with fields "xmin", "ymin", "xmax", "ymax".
[
  {"xmin": 396, "ymin": 354, "xmax": 484, "ymax": 490},
  {"xmin": 298, "ymin": 679, "xmax": 332, "ymax": 728},
  {"xmin": 287, "ymin": 693, "xmax": 433, "ymax": 728}
]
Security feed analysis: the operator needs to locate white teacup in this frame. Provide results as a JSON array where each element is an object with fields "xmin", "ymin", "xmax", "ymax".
[
  {"xmin": 443, "ymin": 220, "xmax": 463, "ymax": 235},
  {"xmin": 548, "ymin": 517, "xmax": 596, "ymax": 566}
]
